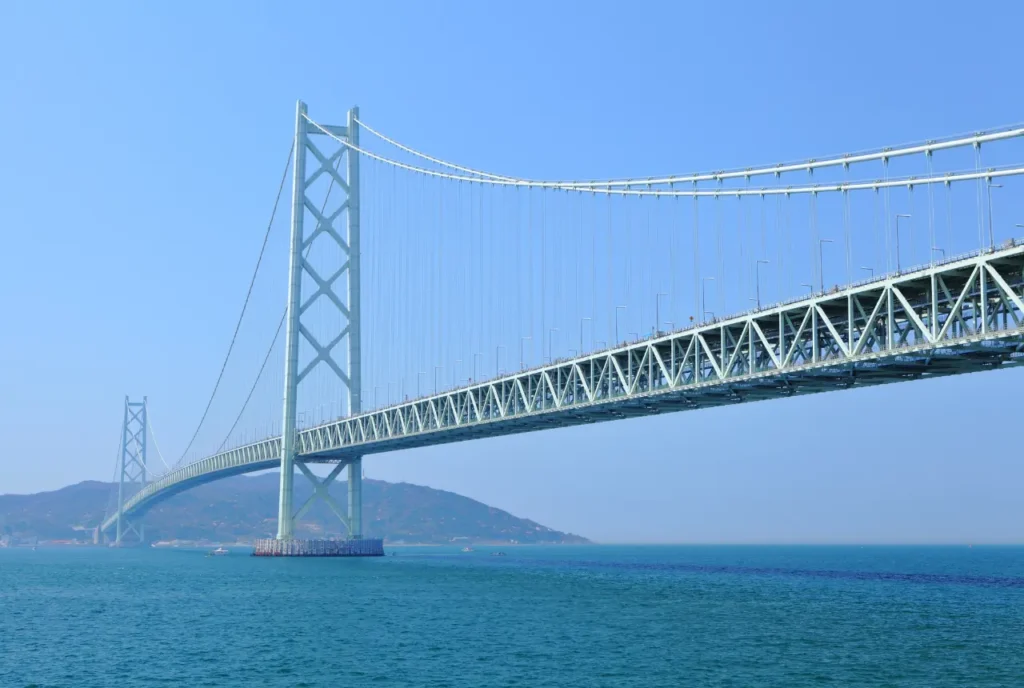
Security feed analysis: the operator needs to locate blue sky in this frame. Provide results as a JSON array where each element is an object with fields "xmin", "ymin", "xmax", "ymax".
[{"xmin": 2, "ymin": 1, "xmax": 1024, "ymax": 543}]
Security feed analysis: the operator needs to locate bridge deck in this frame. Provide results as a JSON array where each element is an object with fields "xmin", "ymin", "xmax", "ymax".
[{"xmin": 103, "ymin": 244, "xmax": 1024, "ymax": 530}]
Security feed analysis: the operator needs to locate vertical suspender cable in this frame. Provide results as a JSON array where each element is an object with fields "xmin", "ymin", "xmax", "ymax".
[
  {"xmin": 945, "ymin": 180, "xmax": 953, "ymax": 257},
  {"xmin": 591, "ymin": 190, "xmax": 596, "ymax": 343},
  {"xmin": 622, "ymin": 190, "xmax": 630, "ymax": 327},
  {"xmin": 760, "ymin": 192, "xmax": 767, "ymax": 260},
  {"xmin": 883, "ymin": 158, "xmax": 891, "ymax": 273},
  {"xmin": 607, "ymin": 189, "xmax": 613, "ymax": 343},
  {"xmin": 775, "ymin": 194, "xmax": 782, "ymax": 302},
  {"xmin": 810, "ymin": 190, "xmax": 819, "ymax": 291},
  {"xmin": 974, "ymin": 143, "xmax": 984, "ymax": 250},
  {"xmin": 528, "ymin": 188, "xmax": 534, "ymax": 364},
  {"xmin": 692, "ymin": 186, "xmax": 699, "ymax": 322},
  {"xmin": 436, "ymin": 173, "xmax": 443, "ymax": 385},
  {"xmin": 644, "ymin": 199, "xmax": 651, "ymax": 332},
  {"xmin": 577, "ymin": 191, "xmax": 582, "ymax": 342},
  {"xmin": 715, "ymin": 189, "xmax": 723, "ymax": 313},
  {"xmin": 908, "ymin": 184, "xmax": 916, "ymax": 267},
  {"xmin": 741, "ymin": 193, "xmax": 749, "ymax": 307},
  {"xmin": 873, "ymin": 187, "xmax": 880, "ymax": 275},
  {"xmin": 670, "ymin": 186, "xmax": 677, "ymax": 328},
  {"xmin": 785, "ymin": 193, "xmax": 792, "ymax": 295},
  {"xmin": 541, "ymin": 188, "xmax": 546, "ymax": 360},
  {"xmin": 926, "ymin": 150, "xmax": 936, "ymax": 266},
  {"xmin": 843, "ymin": 162, "xmax": 852, "ymax": 284},
  {"xmin": 843, "ymin": 188, "xmax": 851, "ymax": 285}
]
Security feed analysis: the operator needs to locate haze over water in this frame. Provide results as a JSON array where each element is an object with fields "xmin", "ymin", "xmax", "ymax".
[{"xmin": 3, "ymin": 545, "xmax": 1023, "ymax": 687}]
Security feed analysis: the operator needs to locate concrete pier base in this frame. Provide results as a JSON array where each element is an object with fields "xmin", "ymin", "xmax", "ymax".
[{"xmin": 252, "ymin": 538, "xmax": 384, "ymax": 557}]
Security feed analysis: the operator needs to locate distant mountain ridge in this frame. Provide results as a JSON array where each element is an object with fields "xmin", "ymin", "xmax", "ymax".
[{"xmin": 0, "ymin": 473, "xmax": 589, "ymax": 545}]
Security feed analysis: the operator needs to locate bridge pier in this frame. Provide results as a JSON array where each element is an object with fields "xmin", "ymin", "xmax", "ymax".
[{"xmin": 253, "ymin": 537, "xmax": 382, "ymax": 557}]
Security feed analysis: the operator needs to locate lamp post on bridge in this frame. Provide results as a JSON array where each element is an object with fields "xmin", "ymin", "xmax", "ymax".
[
  {"xmin": 988, "ymin": 181, "xmax": 1002, "ymax": 250},
  {"xmin": 895, "ymin": 213, "xmax": 911, "ymax": 272},
  {"xmin": 702, "ymin": 277, "xmax": 715, "ymax": 323},
  {"xmin": 932, "ymin": 246, "xmax": 946, "ymax": 261},
  {"xmin": 755, "ymin": 259, "xmax": 769, "ymax": 308},
  {"xmin": 655, "ymin": 293, "xmax": 667, "ymax": 336},
  {"xmin": 861, "ymin": 266, "xmax": 874, "ymax": 279},
  {"xmin": 520, "ymin": 336, "xmax": 532, "ymax": 370},
  {"xmin": 818, "ymin": 239, "xmax": 833, "ymax": 293}
]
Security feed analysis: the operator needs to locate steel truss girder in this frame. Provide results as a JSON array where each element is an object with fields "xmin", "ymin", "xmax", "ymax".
[{"xmin": 106, "ymin": 244, "xmax": 1024, "ymax": 528}]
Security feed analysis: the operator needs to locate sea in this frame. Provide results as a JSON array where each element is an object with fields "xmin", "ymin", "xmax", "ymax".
[{"xmin": 2, "ymin": 544, "xmax": 1023, "ymax": 687}]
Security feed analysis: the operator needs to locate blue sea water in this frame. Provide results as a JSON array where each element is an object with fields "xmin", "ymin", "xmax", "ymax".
[{"xmin": 2, "ymin": 545, "xmax": 1024, "ymax": 687}]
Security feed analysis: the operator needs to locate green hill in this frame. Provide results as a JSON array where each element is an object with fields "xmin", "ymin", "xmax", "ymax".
[{"xmin": 0, "ymin": 473, "xmax": 589, "ymax": 545}]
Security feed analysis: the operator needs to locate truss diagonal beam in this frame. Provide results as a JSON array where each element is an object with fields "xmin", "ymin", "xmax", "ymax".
[{"xmin": 293, "ymin": 461, "xmax": 350, "ymax": 530}]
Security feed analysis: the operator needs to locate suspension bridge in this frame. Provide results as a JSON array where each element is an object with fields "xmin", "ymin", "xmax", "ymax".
[{"xmin": 101, "ymin": 101, "xmax": 1024, "ymax": 549}]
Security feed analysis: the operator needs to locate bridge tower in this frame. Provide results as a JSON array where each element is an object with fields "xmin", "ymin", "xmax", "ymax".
[
  {"xmin": 115, "ymin": 396, "xmax": 148, "ymax": 544},
  {"xmin": 278, "ymin": 100, "xmax": 362, "ymax": 541}
]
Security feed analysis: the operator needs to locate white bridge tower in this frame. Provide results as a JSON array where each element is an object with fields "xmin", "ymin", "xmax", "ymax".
[{"xmin": 277, "ymin": 100, "xmax": 362, "ymax": 541}]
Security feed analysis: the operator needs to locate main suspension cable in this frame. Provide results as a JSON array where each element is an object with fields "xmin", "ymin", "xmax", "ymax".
[
  {"xmin": 307, "ymin": 114, "xmax": 1024, "ymax": 198},
  {"xmin": 176, "ymin": 141, "xmax": 294, "ymax": 464},
  {"xmin": 350, "ymin": 115, "xmax": 1024, "ymax": 189},
  {"xmin": 146, "ymin": 412, "xmax": 173, "ymax": 473},
  {"xmin": 354, "ymin": 116, "xmax": 515, "ymax": 181},
  {"xmin": 213, "ymin": 138, "xmax": 347, "ymax": 456}
]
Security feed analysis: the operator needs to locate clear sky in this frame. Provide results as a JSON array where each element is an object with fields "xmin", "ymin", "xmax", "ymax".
[{"xmin": 2, "ymin": 0, "xmax": 1024, "ymax": 543}]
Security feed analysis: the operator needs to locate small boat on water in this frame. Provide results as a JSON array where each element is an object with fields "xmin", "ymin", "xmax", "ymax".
[
  {"xmin": 208, "ymin": 547, "xmax": 229, "ymax": 556},
  {"xmin": 461, "ymin": 546, "xmax": 474, "ymax": 553},
  {"xmin": 490, "ymin": 551, "xmax": 506, "ymax": 557}
]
